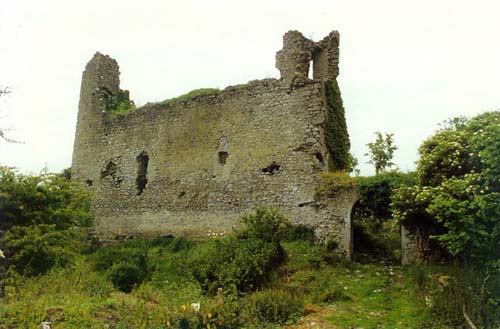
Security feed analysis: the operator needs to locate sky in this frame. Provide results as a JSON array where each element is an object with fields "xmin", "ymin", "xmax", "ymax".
[{"xmin": 1, "ymin": 0, "xmax": 500, "ymax": 176}]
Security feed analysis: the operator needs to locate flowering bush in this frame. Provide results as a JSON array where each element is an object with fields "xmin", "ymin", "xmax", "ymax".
[{"xmin": 392, "ymin": 112, "xmax": 500, "ymax": 268}]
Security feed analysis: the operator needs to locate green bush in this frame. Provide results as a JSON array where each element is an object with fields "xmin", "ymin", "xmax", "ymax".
[
  {"xmin": 354, "ymin": 171, "xmax": 417, "ymax": 222},
  {"xmin": 326, "ymin": 239, "xmax": 339, "ymax": 253},
  {"xmin": 241, "ymin": 289, "xmax": 304, "ymax": 325},
  {"xmin": 417, "ymin": 266, "xmax": 500, "ymax": 329},
  {"xmin": 280, "ymin": 224, "xmax": 315, "ymax": 243},
  {"xmin": 109, "ymin": 262, "xmax": 147, "ymax": 293},
  {"xmin": 237, "ymin": 207, "xmax": 289, "ymax": 244},
  {"xmin": 92, "ymin": 240, "xmax": 148, "ymax": 273},
  {"xmin": 3, "ymin": 224, "xmax": 78, "ymax": 276},
  {"xmin": 393, "ymin": 111, "xmax": 500, "ymax": 268},
  {"xmin": 0, "ymin": 168, "xmax": 92, "ymax": 278},
  {"xmin": 189, "ymin": 237, "xmax": 284, "ymax": 295}
]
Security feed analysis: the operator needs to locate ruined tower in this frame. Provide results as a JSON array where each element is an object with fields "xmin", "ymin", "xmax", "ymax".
[{"xmin": 71, "ymin": 30, "xmax": 358, "ymax": 257}]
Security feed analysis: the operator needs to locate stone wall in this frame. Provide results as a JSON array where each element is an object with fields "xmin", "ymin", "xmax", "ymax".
[{"xmin": 71, "ymin": 30, "xmax": 358, "ymax": 257}]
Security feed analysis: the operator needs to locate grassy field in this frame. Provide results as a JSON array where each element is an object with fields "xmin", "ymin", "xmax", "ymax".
[{"xmin": 0, "ymin": 237, "xmax": 449, "ymax": 329}]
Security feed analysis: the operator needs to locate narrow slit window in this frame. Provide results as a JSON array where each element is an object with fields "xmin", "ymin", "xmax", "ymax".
[
  {"xmin": 136, "ymin": 152, "xmax": 149, "ymax": 195},
  {"xmin": 218, "ymin": 151, "xmax": 228, "ymax": 165},
  {"xmin": 308, "ymin": 60, "xmax": 314, "ymax": 79}
]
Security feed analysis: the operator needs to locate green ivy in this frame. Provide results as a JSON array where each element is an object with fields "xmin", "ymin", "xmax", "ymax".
[{"xmin": 324, "ymin": 80, "xmax": 350, "ymax": 171}]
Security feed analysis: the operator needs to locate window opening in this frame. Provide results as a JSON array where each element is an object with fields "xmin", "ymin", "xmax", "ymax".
[
  {"xmin": 218, "ymin": 151, "xmax": 229, "ymax": 165},
  {"xmin": 136, "ymin": 152, "xmax": 149, "ymax": 195},
  {"xmin": 261, "ymin": 161, "xmax": 281, "ymax": 175}
]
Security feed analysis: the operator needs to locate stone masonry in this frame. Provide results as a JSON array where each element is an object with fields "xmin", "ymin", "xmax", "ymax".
[{"xmin": 71, "ymin": 30, "xmax": 358, "ymax": 258}]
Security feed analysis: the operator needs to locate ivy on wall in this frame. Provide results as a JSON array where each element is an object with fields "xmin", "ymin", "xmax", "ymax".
[{"xmin": 324, "ymin": 80, "xmax": 350, "ymax": 171}]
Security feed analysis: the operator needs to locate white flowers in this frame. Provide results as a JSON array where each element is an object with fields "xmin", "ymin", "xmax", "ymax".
[
  {"xmin": 0, "ymin": 249, "xmax": 5, "ymax": 259},
  {"xmin": 41, "ymin": 321, "xmax": 51, "ymax": 329},
  {"xmin": 191, "ymin": 301, "xmax": 201, "ymax": 312}
]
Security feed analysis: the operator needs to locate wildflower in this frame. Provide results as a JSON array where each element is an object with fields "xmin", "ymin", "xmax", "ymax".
[
  {"xmin": 425, "ymin": 295, "xmax": 433, "ymax": 308},
  {"xmin": 191, "ymin": 301, "xmax": 201, "ymax": 312},
  {"xmin": 181, "ymin": 304, "xmax": 187, "ymax": 311},
  {"xmin": 41, "ymin": 322, "xmax": 52, "ymax": 329},
  {"xmin": 0, "ymin": 249, "xmax": 4, "ymax": 259}
]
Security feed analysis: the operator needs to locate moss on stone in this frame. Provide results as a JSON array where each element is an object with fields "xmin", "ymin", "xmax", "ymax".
[
  {"xmin": 158, "ymin": 88, "xmax": 220, "ymax": 105},
  {"xmin": 104, "ymin": 90, "xmax": 136, "ymax": 119}
]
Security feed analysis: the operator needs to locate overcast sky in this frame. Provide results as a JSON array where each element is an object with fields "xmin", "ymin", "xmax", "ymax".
[{"xmin": 1, "ymin": 0, "xmax": 500, "ymax": 175}]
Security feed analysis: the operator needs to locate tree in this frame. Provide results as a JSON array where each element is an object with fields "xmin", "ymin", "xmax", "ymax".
[
  {"xmin": 0, "ymin": 167, "xmax": 93, "ymax": 277},
  {"xmin": 365, "ymin": 131, "xmax": 398, "ymax": 174},
  {"xmin": 392, "ymin": 111, "xmax": 500, "ymax": 269},
  {"xmin": 0, "ymin": 87, "xmax": 17, "ymax": 143}
]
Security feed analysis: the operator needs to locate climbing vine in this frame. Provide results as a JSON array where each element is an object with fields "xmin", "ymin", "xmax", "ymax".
[{"xmin": 324, "ymin": 80, "xmax": 350, "ymax": 171}]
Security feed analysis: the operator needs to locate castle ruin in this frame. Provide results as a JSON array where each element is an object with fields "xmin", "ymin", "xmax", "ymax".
[{"xmin": 71, "ymin": 30, "xmax": 358, "ymax": 258}]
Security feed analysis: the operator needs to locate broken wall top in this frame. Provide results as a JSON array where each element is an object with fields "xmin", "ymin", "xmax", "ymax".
[{"xmin": 276, "ymin": 30, "xmax": 340, "ymax": 85}]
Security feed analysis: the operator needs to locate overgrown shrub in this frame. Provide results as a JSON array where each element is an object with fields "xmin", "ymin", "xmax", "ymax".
[
  {"xmin": 393, "ymin": 112, "xmax": 500, "ymax": 268},
  {"xmin": 280, "ymin": 224, "xmax": 315, "ymax": 243},
  {"xmin": 92, "ymin": 236, "xmax": 193, "ymax": 292},
  {"xmin": 239, "ymin": 207, "xmax": 315, "ymax": 244},
  {"xmin": 188, "ymin": 208, "xmax": 295, "ymax": 295},
  {"xmin": 3, "ymin": 224, "xmax": 78, "ymax": 276},
  {"xmin": 414, "ymin": 266, "xmax": 500, "ymax": 329},
  {"xmin": 316, "ymin": 171, "xmax": 355, "ymax": 198},
  {"xmin": 352, "ymin": 171, "xmax": 415, "ymax": 261},
  {"xmin": 0, "ymin": 168, "xmax": 92, "ymax": 278},
  {"xmin": 189, "ymin": 237, "xmax": 284, "ymax": 295},
  {"xmin": 354, "ymin": 171, "xmax": 416, "ymax": 222},
  {"xmin": 241, "ymin": 289, "xmax": 304, "ymax": 325},
  {"xmin": 109, "ymin": 262, "xmax": 147, "ymax": 293},
  {"xmin": 237, "ymin": 207, "xmax": 289, "ymax": 244}
]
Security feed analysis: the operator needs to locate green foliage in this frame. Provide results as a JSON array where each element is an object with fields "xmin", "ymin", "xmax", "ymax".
[
  {"xmin": 157, "ymin": 88, "xmax": 220, "ymax": 106},
  {"xmin": 3, "ymin": 224, "xmax": 78, "ymax": 276},
  {"xmin": 0, "ymin": 167, "xmax": 92, "ymax": 277},
  {"xmin": 324, "ymin": 80, "xmax": 350, "ymax": 171},
  {"xmin": 0, "ymin": 236, "xmax": 448, "ymax": 328},
  {"xmin": 103, "ymin": 89, "xmax": 136, "ymax": 119},
  {"xmin": 347, "ymin": 152, "xmax": 360, "ymax": 175},
  {"xmin": 237, "ymin": 207, "xmax": 290, "ymax": 244},
  {"xmin": 409, "ymin": 265, "xmax": 500, "ymax": 329},
  {"xmin": 0, "ymin": 167, "xmax": 92, "ymax": 231},
  {"xmin": 353, "ymin": 172, "xmax": 415, "ymax": 262},
  {"xmin": 365, "ymin": 131, "xmax": 398, "ymax": 174},
  {"xmin": 109, "ymin": 262, "xmax": 147, "ymax": 293},
  {"xmin": 92, "ymin": 236, "xmax": 192, "ymax": 292},
  {"xmin": 352, "ymin": 220, "xmax": 400, "ymax": 262},
  {"xmin": 355, "ymin": 171, "xmax": 417, "ymax": 221},
  {"xmin": 240, "ymin": 289, "xmax": 304, "ymax": 325},
  {"xmin": 326, "ymin": 239, "xmax": 339, "ymax": 253},
  {"xmin": 188, "ymin": 237, "xmax": 284, "ymax": 295},
  {"xmin": 316, "ymin": 171, "xmax": 355, "ymax": 198},
  {"xmin": 280, "ymin": 224, "xmax": 315, "ymax": 243},
  {"xmin": 189, "ymin": 208, "xmax": 301, "ymax": 295},
  {"xmin": 393, "ymin": 111, "xmax": 500, "ymax": 268},
  {"xmin": 238, "ymin": 207, "xmax": 315, "ymax": 243}
]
